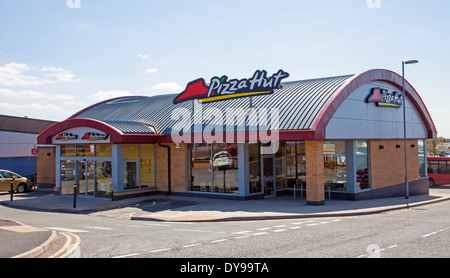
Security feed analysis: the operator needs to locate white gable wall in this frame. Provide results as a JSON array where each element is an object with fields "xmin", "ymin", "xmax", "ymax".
[{"xmin": 325, "ymin": 81, "xmax": 428, "ymax": 140}]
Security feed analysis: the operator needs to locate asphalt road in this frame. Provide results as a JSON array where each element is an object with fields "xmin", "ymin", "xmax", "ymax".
[{"xmin": 0, "ymin": 196, "xmax": 449, "ymax": 259}]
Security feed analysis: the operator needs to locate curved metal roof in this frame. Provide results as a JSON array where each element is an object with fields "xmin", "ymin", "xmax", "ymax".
[{"xmin": 71, "ymin": 74, "xmax": 354, "ymax": 135}]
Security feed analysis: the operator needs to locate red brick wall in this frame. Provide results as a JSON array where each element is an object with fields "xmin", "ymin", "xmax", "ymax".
[
  {"xmin": 305, "ymin": 140, "xmax": 325, "ymax": 203},
  {"xmin": 369, "ymin": 139, "xmax": 420, "ymax": 189},
  {"xmin": 37, "ymin": 146, "xmax": 55, "ymax": 186}
]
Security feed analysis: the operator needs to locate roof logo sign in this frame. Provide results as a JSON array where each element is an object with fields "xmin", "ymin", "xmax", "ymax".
[{"xmin": 173, "ymin": 69, "xmax": 289, "ymax": 104}]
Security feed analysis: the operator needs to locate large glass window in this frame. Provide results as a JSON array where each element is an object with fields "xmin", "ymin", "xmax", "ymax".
[
  {"xmin": 188, "ymin": 143, "xmax": 212, "ymax": 192},
  {"xmin": 286, "ymin": 141, "xmax": 306, "ymax": 189},
  {"xmin": 60, "ymin": 160, "xmax": 76, "ymax": 195},
  {"xmin": 249, "ymin": 143, "xmax": 261, "ymax": 194},
  {"xmin": 95, "ymin": 161, "xmax": 112, "ymax": 198},
  {"xmin": 187, "ymin": 143, "xmax": 239, "ymax": 195},
  {"xmin": 212, "ymin": 143, "xmax": 238, "ymax": 194},
  {"xmin": 122, "ymin": 144, "xmax": 156, "ymax": 190},
  {"xmin": 356, "ymin": 140, "xmax": 370, "ymax": 190},
  {"xmin": 140, "ymin": 144, "xmax": 155, "ymax": 188},
  {"xmin": 324, "ymin": 141, "xmax": 346, "ymax": 191}
]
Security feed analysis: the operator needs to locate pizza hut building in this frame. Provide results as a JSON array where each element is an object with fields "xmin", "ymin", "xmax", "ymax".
[{"xmin": 37, "ymin": 69, "xmax": 436, "ymax": 205}]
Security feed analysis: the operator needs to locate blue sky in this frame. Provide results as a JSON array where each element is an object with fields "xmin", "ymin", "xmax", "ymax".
[{"xmin": 0, "ymin": 0, "xmax": 449, "ymax": 137}]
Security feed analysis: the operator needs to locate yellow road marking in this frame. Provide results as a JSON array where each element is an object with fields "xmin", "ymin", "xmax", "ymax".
[
  {"xmin": 59, "ymin": 232, "xmax": 81, "ymax": 258},
  {"xmin": 48, "ymin": 232, "xmax": 81, "ymax": 258},
  {"xmin": 48, "ymin": 232, "xmax": 71, "ymax": 258}
]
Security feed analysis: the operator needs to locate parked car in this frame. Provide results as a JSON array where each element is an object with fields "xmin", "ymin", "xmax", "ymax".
[{"xmin": 0, "ymin": 170, "xmax": 33, "ymax": 193}]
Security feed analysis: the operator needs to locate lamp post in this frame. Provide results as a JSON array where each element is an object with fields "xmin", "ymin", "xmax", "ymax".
[{"xmin": 402, "ymin": 59, "xmax": 419, "ymax": 199}]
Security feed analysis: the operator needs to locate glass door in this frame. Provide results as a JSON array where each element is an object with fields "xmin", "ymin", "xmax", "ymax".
[
  {"xmin": 77, "ymin": 161, "xmax": 95, "ymax": 196},
  {"xmin": 262, "ymin": 154, "xmax": 275, "ymax": 197}
]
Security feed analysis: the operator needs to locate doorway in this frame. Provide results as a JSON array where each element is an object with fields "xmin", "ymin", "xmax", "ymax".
[{"xmin": 77, "ymin": 160, "xmax": 95, "ymax": 196}]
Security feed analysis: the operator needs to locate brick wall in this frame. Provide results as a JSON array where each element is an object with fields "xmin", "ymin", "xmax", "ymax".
[
  {"xmin": 36, "ymin": 146, "xmax": 55, "ymax": 187},
  {"xmin": 305, "ymin": 140, "xmax": 325, "ymax": 204},
  {"xmin": 369, "ymin": 139, "xmax": 420, "ymax": 190},
  {"xmin": 156, "ymin": 143, "xmax": 186, "ymax": 193}
]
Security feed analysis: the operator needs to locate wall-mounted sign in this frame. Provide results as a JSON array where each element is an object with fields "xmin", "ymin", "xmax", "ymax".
[
  {"xmin": 55, "ymin": 133, "xmax": 78, "ymax": 141},
  {"xmin": 173, "ymin": 69, "xmax": 290, "ymax": 104},
  {"xmin": 367, "ymin": 87, "xmax": 403, "ymax": 108},
  {"xmin": 52, "ymin": 127, "xmax": 110, "ymax": 144},
  {"xmin": 81, "ymin": 132, "xmax": 109, "ymax": 141}
]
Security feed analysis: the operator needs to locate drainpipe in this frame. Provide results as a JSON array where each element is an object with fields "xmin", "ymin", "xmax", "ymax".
[{"xmin": 158, "ymin": 143, "xmax": 171, "ymax": 195}]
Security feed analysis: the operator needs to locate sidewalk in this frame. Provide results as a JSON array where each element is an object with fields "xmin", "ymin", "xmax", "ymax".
[
  {"xmin": 2, "ymin": 188, "xmax": 450, "ymax": 222},
  {"xmin": 1, "ymin": 188, "xmax": 449, "ymax": 258}
]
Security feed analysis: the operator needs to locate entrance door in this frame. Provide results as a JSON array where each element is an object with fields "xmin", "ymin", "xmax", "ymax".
[
  {"xmin": 262, "ymin": 154, "xmax": 275, "ymax": 197},
  {"xmin": 77, "ymin": 161, "xmax": 95, "ymax": 196}
]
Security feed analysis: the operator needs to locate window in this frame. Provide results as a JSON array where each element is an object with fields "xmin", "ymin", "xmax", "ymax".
[
  {"xmin": 286, "ymin": 141, "xmax": 306, "ymax": 189},
  {"xmin": 76, "ymin": 145, "xmax": 95, "ymax": 157},
  {"xmin": 418, "ymin": 140, "xmax": 426, "ymax": 176},
  {"xmin": 188, "ymin": 143, "xmax": 239, "ymax": 195},
  {"xmin": 188, "ymin": 143, "xmax": 212, "ymax": 192},
  {"xmin": 275, "ymin": 142, "xmax": 285, "ymax": 190},
  {"xmin": 61, "ymin": 145, "xmax": 76, "ymax": 157},
  {"xmin": 212, "ymin": 143, "xmax": 238, "ymax": 194},
  {"xmin": 60, "ymin": 145, "xmax": 112, "ymax": 157},
  {"xmin": 96, "ymin": 145, "xmax": 112, "ymax": 157},
  {"xmin": 123, "ymin": 144, "xmax": 156, "ymax": 190},
  {"xmin": 140, "ymin": 144, "xmax": 155, "ymax": 188},
  {"xmin": 323, "ymin": 141, "xmax": 346, "ymax": 191},
  {"xmin": 356, "ymin": 140, "xmax": 369, "ymax": 190},
  {"xmin": 249, "ymin": 143, "xmax": 261, "ymax": 194}
]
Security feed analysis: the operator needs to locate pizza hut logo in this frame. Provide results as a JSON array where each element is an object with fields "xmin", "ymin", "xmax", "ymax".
[
  {"xmin": 367, "ymin": 87, "xmax": 403, "ymax": 108},
  {"xmin": 81, "ymin": 132, "xmax": 109, "ymax": 141},
  {"xmin": 55, "ymin": 133, "xmax": 78, "ymax": 141},
  {"xmin": 173, "ymin": 69, "xmax": 289, "ymax": 104}
]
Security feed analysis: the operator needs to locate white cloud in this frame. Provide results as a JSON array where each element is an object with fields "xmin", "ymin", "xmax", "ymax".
[
  {"xmin": 0, "ymin": 88, "xmax": 73, "ymax": 100},
  {"xmin": 152, "ymin": 82, "xmax": 183, "ymax": 91},
  {"xmin": 0, "ymin": 62, "xmax": 77, "ymax": 87},
  {"xmin": 137, "ymin": 54, "xmax": 149, "ymax": 60},
  {"xmin": 89, "ymin": 90, "xmax": 133, "ymax": 101},
  {"xmin": 41, "ymin": 67, "xmax": 76, "ymax": 82},
  {"xmin": 0, "ymin": 62, "xmax": 45, "ymax": 87},
  {"xmin": 146, "ymin": 68, "xmax": 158, "ymax": 74}
]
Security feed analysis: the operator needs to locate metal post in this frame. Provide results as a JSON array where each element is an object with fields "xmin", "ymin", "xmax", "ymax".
[
  {"xmin": 10, "ymin": 180, "xmax": 14, "ymax": 201},
  {"xmin": 402, "ymin": 61, "xmax": 409, "ymax": 199},
  {"xmin": 73, "ymin": 183, "xmax": 77, "ymax": 208}
]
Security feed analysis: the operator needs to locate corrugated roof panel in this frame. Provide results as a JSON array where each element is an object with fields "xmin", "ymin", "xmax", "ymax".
[{"xmin": 73, "ymin": 74, "xmax": 355, "ymax": 135}]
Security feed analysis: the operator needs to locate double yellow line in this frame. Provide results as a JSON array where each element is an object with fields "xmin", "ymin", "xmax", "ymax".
[{"xmin": 48, "ymin": 232, "xmax": 81, "ymax": 258}]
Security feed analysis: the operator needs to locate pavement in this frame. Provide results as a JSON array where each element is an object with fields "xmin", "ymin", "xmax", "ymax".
[{"xmin": 1, "ymin": 186, "xmax": 450, "ymax": 258}]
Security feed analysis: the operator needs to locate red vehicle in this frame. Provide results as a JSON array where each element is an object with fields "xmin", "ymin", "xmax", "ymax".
[{"xmin": 427, "ymin": 157, "xmax": 450, "ymax": 186}]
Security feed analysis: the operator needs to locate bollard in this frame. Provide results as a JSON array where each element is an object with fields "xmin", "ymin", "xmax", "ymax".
[
  {"xmin": 73, "ymin": 184, "xmax": 77, "ymax": 208},
  {"xmin": 10, "ymin": 180, "xmax": 13, "ymax": 201}
]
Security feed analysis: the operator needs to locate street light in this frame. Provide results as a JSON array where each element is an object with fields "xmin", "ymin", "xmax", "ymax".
[{"xmin": 402, "ymin": 59, "xmax": 419, "ymax": 199}]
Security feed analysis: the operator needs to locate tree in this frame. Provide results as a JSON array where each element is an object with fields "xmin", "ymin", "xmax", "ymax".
[{"xmin": 426, "ymin": 137, "xmax": 446, "ymax": 156}]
